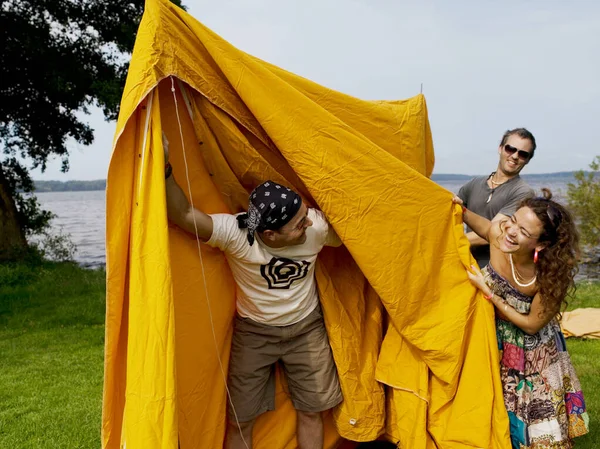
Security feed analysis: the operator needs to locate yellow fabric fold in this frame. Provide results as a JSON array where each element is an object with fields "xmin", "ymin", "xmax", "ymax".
[{"xmin": 561, "ymin": 308, "xmax": 600, "ymax": 339}]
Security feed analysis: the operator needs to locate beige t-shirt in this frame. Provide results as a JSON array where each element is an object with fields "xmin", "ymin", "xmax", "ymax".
[{"xmin": 206, "ymin": 208, "xmax": 341, "ymax": 326}]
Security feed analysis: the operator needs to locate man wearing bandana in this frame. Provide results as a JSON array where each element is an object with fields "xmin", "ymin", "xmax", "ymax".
[{"xmin": 163, "ymin": 137, "xmax": 343, "ymax": 449}]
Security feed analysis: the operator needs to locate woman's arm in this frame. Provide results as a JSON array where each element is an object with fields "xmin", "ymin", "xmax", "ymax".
[
  {"xmin": 466, "ymin": 265, "xmax": 557, "ymax": 335},
  {"xmin": 488, "ymin": 292, "xmax": 556, "ymax": 335},
  {"xmin": 452, "ymin": 196, "xmax": 492, "ymax": 242}
]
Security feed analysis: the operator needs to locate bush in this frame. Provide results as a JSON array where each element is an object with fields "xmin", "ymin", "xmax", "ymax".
[
  {"xmin": 31, "ymin": 228, "xmax": 77, "ymax": 263},
  {"xmin": 0, "ymin": 262, "xmax": 39, "ymax": 287},
  {"xmin": 567, "ymin": 156, "xmax": 600, "ymax": 247}
]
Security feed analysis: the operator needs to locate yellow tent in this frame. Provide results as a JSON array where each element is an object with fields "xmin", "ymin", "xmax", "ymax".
[{"xmin": 102, "ymin": 0, "xmax": 511, "ymax": 447}]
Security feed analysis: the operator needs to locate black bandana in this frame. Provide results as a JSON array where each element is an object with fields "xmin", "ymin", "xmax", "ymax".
[{"xmin": 237, "ymin": 180, "xmax": 302, "ymax": 245}]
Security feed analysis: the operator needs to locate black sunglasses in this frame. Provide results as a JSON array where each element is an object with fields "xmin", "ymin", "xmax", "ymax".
[{"xmin": 504, "ymin": 144, "xmax": 531, "ymax": 160}]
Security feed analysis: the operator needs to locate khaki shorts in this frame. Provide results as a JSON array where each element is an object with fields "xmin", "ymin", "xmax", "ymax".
[{"xmin": 227, "ymin": 304, "xmax": 343, "ymax": 422}]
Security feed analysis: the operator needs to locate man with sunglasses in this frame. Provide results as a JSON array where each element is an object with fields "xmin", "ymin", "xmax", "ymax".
[{"xmin": 457, "ymin": 128, "xmax": 536, "ymax": 267}]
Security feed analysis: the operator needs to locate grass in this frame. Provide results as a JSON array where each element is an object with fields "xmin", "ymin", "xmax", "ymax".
[
  {"xmin": 0, "ymin": 261, "xmax": 105, "ymax": 449},
  {"xmin": 564, "ymin": 280, "xmax": 600, "ymax": 449},
  {"xmin": 568, "ymin": 280, "xmax": 600, "ymax": 309},
  {"xmin": 0, "ymin": 261, "xmax": 598, "ymax": 448}
]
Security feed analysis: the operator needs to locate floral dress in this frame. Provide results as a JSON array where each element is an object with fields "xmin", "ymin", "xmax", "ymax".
[{"xmin": 483, "ymin": 264, "xmax": 589, "ymax": 449}]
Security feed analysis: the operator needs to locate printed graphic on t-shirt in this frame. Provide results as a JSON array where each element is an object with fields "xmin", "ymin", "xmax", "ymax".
[{"xmin": 260, "ymin": 257, "xmax": 310, "ymax": 289}]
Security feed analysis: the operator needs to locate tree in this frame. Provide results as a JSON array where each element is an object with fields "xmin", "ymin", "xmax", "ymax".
[
  {"xmin": 567, "ymin": 156, "xmax": 600, "ymax": 248},
  {"xmin": 0, "ymin": 0, "xmax": 183, "ymax": 261}
]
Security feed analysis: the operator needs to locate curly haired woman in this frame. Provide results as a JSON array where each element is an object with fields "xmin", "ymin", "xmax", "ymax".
[{"xmin": 453, "ymin": 189, "xmax": 589, "ymax": 449}]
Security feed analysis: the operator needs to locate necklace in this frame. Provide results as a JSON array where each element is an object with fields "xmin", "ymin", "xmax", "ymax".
[
  {"xmin": 489, "ymin": 172, "xmax": 508, "ymax": 186},
  {"xmin": 509, "ymin": 254, "xmax": 536, "ymax": 288},
  {"xmin": 486, "ymin": 172, "xmax": 509, "ymax": 203}
]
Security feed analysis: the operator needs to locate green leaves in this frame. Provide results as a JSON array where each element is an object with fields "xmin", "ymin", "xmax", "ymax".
[
  {"xmin": 567, "ymin": 156, "xmax": 600, "ymax": 248},
  {"xmin": 0, "ymin": 0, "xmax": 184, "ymax": 244}
]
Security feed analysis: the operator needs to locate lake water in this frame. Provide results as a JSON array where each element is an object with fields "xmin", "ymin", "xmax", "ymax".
[
  {"xmin": 36, "ymin": 176, "xmax": 573, "ymax": 267},
  {"xmin": 37, "ymin": 190, "xmax": 106, "ymax": 267}
]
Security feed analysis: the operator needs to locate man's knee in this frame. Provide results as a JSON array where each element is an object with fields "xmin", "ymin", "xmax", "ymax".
[
  {"xmin": 296, "ymin": 410, "xmax": 321, "ymax": 421},
  {"xmin": 226, "ymin": 419, "xmax": 256, "ymax": 449},
  {"xmin": 228, "ymin": 418, "xmax": 255, "ymax": 433}
]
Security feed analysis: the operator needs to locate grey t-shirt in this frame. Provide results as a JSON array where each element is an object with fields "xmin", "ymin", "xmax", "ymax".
[{"xmin": 458, "ymin": 174, "xmax": 534, "ymax": 267}]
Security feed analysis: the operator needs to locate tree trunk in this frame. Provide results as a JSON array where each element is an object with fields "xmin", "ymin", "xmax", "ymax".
[{"xmin": 0, "ymin": 165, "xmax": 27, "ymax": 261}]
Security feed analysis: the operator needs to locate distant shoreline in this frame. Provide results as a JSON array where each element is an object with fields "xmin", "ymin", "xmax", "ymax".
[
  {"xmin": 34, "ymin": 171, "xmax": 583, "ymax": 192},
  {"xmin": 431, "ymin": 171, "xmax": 580, "ymax": 182},
  {"xmin": 34, "ymin": 180, "xmax": 106, "ymax": 192}
]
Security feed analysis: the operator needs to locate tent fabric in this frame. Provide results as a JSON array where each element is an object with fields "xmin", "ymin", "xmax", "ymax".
[
  {"xmin": 561, "ymin": 308, "xmax": 600, "ymax": 339},
  {"xmin": 102, "ymin": 0, "xmax": 512, "ymax": 448}
]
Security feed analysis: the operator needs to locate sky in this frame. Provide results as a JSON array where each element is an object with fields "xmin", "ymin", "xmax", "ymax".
[{"xmin": 31, "ymin": 0, "xmax": 600, "ymax": 180}]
